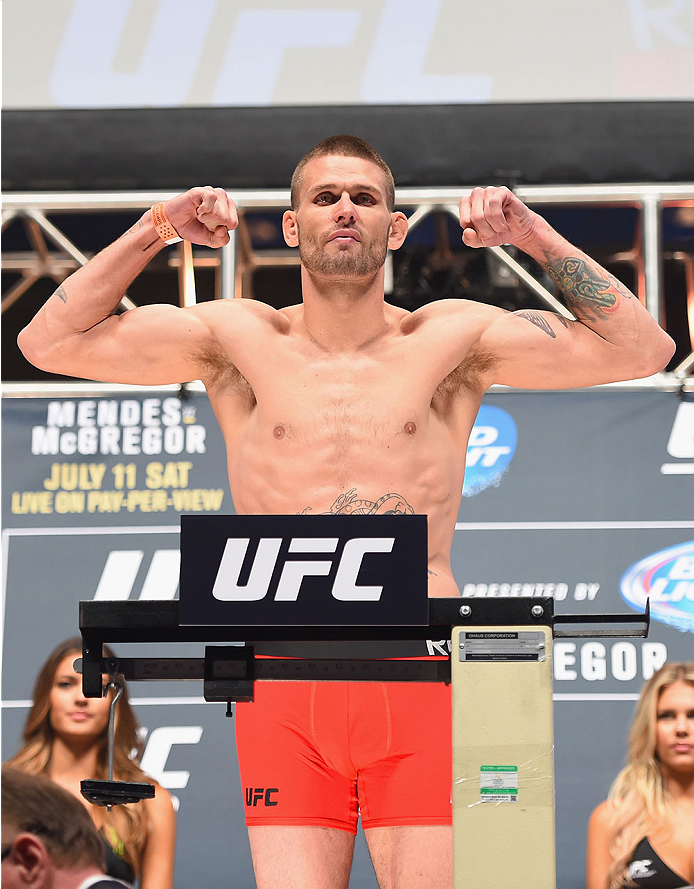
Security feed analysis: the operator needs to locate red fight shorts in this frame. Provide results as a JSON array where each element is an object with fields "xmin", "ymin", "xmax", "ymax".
[{"xmin": 235, "ymin": 679, "xmax": 452, "ymax": 833}]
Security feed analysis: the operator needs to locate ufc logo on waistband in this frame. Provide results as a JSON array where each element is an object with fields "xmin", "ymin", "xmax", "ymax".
[{"xmin": 212, "ymin": 537, "xmax": 395, "ymax": 602}]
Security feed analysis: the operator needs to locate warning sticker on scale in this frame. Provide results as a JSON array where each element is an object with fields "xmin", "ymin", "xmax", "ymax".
[{"xmin": 480, "ymin": 765, "xmax": 518, "ymax": 802}]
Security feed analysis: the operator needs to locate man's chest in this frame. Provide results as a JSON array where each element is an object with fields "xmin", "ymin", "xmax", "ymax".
[
  {"xmin": 234, "ymin": 334, "xmax": 477, "ymax": 415},
  {"xmin": 255, "ymin": 363, "xmax": 431, "ymax": 444}
]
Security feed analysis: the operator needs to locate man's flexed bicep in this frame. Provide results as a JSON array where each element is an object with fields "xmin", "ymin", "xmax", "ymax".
[
  {"xmin": 460, "ymin": 186, "xmax": 675, "ymax": 389},
  {"xmin": 31, "ymin": 302, "xmax": 221, "ymax": 386},
  {"xmin": 18, "ymin": 187, "xmax": 238, "ymax": 384},
  {"xmin": 477, "ymin": 306, "xmax": 661, "ymax": 390}
]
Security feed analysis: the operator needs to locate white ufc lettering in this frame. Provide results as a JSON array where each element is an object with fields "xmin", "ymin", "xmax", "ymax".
[
  {"xmin": 93, "ymin": 550, "xmax": 180, "ymax": 601},
  {"xmin": 212, "ymin": 537, "xmax": 395, "ymax": 602},
  {"xmin": 629, "ymin": 0, "xmax": 694, "ymax": 50},
  {"xmin": 50, "ymin": 0, "xmax": 217, "ymax": 106},
  {"xmin": 140, "ymin": 726, "xmax": 203, "ymax": 790},
  {"xmin": 667, "ymin": 402, "xmax": 694, "ymax": 458},
  {"xmin": 213, "ymin": 10, "xmax": 360, "ymax": 105},
  {"xmin": 332, "ymin": 538, "xmax": 395, "ymax": 601}
]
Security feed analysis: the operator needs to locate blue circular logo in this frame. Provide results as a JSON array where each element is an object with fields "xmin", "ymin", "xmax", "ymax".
[
  {"xmin": 463, "ymin": 405, "xmax": 518, "ymax": 497},
  {"xmin": 620, "ymin": 541, "xmax": 694, "ymax": 634}
]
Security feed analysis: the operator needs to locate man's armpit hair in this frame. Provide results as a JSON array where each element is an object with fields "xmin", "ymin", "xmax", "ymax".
[
  {"xmin": 193, "ymin": 342, "xmax": 256, "ymax": 405},
  {"xmin": 434, "ymin": 348, "xmax": 498, "ymax": 404}
]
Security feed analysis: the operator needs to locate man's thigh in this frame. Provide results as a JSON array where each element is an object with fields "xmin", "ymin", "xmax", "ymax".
[
  {"xmin": 357, "ymin": 681, "xmax": 452, "ymax": 829},
  {"xmin": 235, "ymin": 680, "xmax": 359, "ymax": 832},
  {"xmin": 248, "ymin": 826, "xmax": 356, "ymax": 889},
  {"xmin": 365, "ymin": 825, "xmax": 453, "ymax": 889}
]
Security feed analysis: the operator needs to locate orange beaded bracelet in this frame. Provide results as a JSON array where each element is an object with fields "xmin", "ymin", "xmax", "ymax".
[{"xmin": 151, "ymin": 203, "xmax": 182, "ymax": 245}]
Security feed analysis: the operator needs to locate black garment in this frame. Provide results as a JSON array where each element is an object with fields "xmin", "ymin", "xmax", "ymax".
[
  {"xmin": 626, "ymin": 837, "xmax": 690, "ymax": 888},
  {"xmin": 254, "ymin": 640, "xmax": 447, "ymax": 657},
  {"xmin": 101, "ymin": 834, "xmax": 135, "ymax": 886}
]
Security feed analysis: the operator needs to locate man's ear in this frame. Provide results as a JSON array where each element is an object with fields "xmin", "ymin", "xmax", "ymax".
[
  {"xmin": 387, "ymin": 211, "xmax": 408, "ymax": 251},
  {"xmin": 282, "ymin": 210, "xmax": 299, "ymax": 248},
  {"xmin": 6, "ymin": 833, "xmax": 50, "ymax": 885}
]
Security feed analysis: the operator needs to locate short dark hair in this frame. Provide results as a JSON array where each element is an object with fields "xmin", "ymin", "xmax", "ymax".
[
  {"xmin": 290, "ymin": 134, "xmax": 395, "ymax": 211},
  {"xmin": 1, "ymin": 766, "xmax": 105, "ymax": 870}
]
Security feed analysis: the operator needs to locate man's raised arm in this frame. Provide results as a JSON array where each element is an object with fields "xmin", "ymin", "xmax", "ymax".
[
  {"xmin": 459, "ymin": 187, "xmax": 675, "ymax": 389},
  {"xmin": 18, "ymin": 187, "xmax": 238, "ymax": 386}
]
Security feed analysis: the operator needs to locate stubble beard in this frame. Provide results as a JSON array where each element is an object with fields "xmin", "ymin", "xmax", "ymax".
[{"xmin": 298, "ymin": 228, "xmax": 388, "ymax": 280}]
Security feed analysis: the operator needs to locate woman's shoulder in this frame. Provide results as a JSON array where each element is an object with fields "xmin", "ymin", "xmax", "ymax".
[
  {"xmin": 115, "ymin": 765, "xmax": 175, "ymax": 826},
  {"xmin": 586, "ymin": 799, "xmax": 621, "ymax": 889},
  {"xmin": 589, "ymin": 799, "xmax": 617, "ymax": 833},
  {"xmin": 143, "ymin": 781, "xmax": 176, "ymax": 824}
]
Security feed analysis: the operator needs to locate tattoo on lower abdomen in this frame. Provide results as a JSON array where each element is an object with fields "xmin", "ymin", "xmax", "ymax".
[
  {"xmin": 54, "ymin": 284, "xmax": 67, "ymax": 304},
  {"xmin": 545, "ymin": 257, "xmax": 629, "ymax": 321},
  {"xmin": 300, "ymin": 488, "xmax": 415, "ymax": 516}
]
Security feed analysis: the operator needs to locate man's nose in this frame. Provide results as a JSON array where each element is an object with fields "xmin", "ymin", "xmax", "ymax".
[{"xmin": 334, "ymin": 192, "xmax": 356, "ymax": 222}]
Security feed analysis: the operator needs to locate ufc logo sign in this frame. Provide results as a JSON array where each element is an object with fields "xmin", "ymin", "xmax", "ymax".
[
  {"xmin": 179, "ymin": 514, "xmax": 428, "ymax": 626},
  {"xmin": 212, "ymin": 537, "xmax": 394, "ymax": 602}
]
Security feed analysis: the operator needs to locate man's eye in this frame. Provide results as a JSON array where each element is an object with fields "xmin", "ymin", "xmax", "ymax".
[
  {"xmin": 357, "ymin": 194, "xmax": 375, "ymax": 204},
  {"xmin": 316, "ymin": 194, "xmax": 334, "ymax": 204}
]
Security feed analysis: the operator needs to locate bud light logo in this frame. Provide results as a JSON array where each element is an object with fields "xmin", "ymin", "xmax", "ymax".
[
  {"xmin": 620, "ymin": 541, "xmax": 694, "ymax": 634},
  {"xmin": 463, "ymin": 405, "xmax": 518, "ymax": 497}
]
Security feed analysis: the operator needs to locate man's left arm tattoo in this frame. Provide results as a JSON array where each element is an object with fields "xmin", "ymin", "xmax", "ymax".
[
  {"xmin": 53, "ymin": 284, "xmax": 68, "ymax": 304},
  {"xmin": 515, "ymin": 309, "xmax": 568, "ymax": 338},
  {"xmin": 544, "ymin": 255, "xmax": 633, "ymax": 323}
]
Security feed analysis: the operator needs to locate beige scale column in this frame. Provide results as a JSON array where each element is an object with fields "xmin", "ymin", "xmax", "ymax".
[{"xmin": 451, "ymin": 623, "xmax": 556, "ymax": 888}]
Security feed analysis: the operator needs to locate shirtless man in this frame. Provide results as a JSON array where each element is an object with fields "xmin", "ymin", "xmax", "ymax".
[{"xmin": 18, "ymin": 136, "xmax": 674, "ymax": 889}]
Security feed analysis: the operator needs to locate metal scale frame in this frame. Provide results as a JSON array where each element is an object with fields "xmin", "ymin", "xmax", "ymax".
[{"xmin": 78, "ymin": 594, "xmax": 648, "ymax": 889}]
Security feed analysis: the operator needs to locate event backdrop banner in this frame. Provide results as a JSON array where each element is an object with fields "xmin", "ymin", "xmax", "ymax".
[
  {"xmin": 4, "ymin": 0, "xmax": 694, "ymax": 109},
  {"xmin": 2, "ymin": 388, "xmax": 693, "ymax": 889}
]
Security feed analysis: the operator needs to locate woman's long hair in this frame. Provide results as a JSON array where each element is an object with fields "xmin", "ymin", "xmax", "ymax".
[
  {"xmin": 606, "ymin": 661, "xmax": 694, "ymax": 889},
  {"xmin": 7, "ymin": 637, "xmax": 155, "ymax": 875}
]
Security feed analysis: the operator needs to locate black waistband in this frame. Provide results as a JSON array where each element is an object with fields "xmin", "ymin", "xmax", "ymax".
[{"xmin": 252, "ymin": 640, "xmax": 451, "ymax": 659}]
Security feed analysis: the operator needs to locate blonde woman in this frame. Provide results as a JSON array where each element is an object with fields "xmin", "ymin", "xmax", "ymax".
[
  {"xmin": 6, "ymin": 637, "xmax": 175, "ymax": 888},
  {"xmin": 586, "ymin": 661, "xmax": 694, "ymax": 889}
]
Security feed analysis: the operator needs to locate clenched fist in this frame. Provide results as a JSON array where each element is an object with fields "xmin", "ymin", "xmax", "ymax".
[
  {"xmin": 163, "ymin": 186, "xmax": 239, "ymax": 248},
  {"xmin": 459, "ymin": 186, "xmax": 540, "ymax": 249}
]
